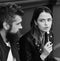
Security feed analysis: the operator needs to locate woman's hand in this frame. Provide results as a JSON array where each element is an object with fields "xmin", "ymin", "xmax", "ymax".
[
  {"xmin": 40, "ymin": 41, "xmax": 53, "ymax": 60},
  {"xmin": 44, "ymin": 41, "xmax": 53, "ymax": 53}
]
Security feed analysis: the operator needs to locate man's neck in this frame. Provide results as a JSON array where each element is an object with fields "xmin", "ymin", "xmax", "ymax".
[
  {"xmin": 0, "ymin": 29, "xmax": 11, "ymax": 47},
  {"xmin": 0, "ymin": 29, "xmax": 7, "ymax": 43}
]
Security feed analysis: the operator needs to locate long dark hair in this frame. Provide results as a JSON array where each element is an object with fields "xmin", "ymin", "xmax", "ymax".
[
  {"xmin": 30, "ymin": 6, "xmax": 53, "ymax": 47},
  {"xmin": 31, "ymin": 6, "xmax": 53, "ymax": 30}
]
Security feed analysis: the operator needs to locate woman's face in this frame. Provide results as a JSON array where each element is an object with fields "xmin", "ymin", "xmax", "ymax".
[{"xmin": 35, "ymin": 11, "xmax": 52, "ymax": 32}]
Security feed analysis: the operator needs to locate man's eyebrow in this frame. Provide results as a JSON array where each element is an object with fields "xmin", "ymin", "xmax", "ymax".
[{"xmin": 17, "ymin": 22, "xmax": 21, "ymax": 24}]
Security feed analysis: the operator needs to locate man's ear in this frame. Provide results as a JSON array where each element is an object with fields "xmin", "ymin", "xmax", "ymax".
[{"xmin": 3, "ymin": 22, "xmax": 10, "ymax": 30}]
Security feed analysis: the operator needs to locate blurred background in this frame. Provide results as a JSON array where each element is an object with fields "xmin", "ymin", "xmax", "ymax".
[{"xmin": 0, "ymin": 0, "xmax": 60, "ymax": 59}]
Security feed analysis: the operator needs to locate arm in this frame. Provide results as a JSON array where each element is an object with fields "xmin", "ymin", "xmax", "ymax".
[
  {"xmin": 40, "ymin": 33, "xmax": 56, "ymax": 61},
  {"xmin": 0, "ymin": 47, "xmax": 3, "ymax": 61},
  {"xmin": 20, "ymin": 37, "xmax": 43, "ymax": 61},
  {"xmin": 20, "ymin": 37, "xmax": 32, "ymax": 61},
  {"xmin": 40, "ymin": 41, "xmax": 53, "ymax": 60}
]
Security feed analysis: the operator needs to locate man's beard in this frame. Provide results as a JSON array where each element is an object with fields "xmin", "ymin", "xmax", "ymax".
[{"xmin": 6, "ymin": 31, "xmax": 21, "ymax": 43}]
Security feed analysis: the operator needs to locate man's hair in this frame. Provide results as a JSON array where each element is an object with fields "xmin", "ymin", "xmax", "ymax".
[{"xmin": 0, "ymin": 4, "xmax": 24, "ymax": 30}]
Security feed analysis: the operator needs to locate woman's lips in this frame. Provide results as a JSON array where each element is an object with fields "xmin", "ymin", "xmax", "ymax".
[
  {"xmin": 45, "ymin": 27, "xmax": 49, "ymax": 28},
  {"xmin": 44, "ymin": 27, "xmax": 49, "ymax": 30}
]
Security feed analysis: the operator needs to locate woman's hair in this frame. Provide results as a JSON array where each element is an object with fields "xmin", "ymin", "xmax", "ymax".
[
  {"xmin": 30, "ymin": 6, "xmax": 53, "ymax": 47},
  {"xmin": 0, "ymin": 4, "xmax": 24, "ymax": 30},
  {"xmin": 31, "ymin": 6, "xmax": 53, "ymax": 29}
]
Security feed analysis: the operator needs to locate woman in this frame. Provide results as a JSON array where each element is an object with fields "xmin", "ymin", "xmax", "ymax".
[{"xmin": 19, "ymin": 6, "xmax": 57, "ymax": 61}]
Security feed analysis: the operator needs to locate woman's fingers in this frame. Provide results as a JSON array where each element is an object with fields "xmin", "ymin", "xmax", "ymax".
[{"xmin": 44, "ymin": 41, "xmax": 53, "ymax": 53}]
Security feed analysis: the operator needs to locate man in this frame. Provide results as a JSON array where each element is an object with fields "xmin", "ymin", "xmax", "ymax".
[{"xmin": 0, "ymin": 5, "xmax": 24, "ymax": 61}]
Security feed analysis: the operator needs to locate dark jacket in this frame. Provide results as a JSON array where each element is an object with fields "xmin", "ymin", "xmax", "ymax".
[
  {"xmin": 0, "ymin": 34, "xmax": 20, "ymax": 61},
  {"xmin": 19, "ymin": 30, "xmax": 57, "ymax": 61}
]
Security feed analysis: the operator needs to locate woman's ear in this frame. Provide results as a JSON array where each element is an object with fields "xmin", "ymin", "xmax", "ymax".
[
  {"xmin": 34, "ymin": 20, "xmax": 37, "ymax": 25},
  {"xmin": 3, "ymin": 22, "xmax": 10, "ymax": 30}
]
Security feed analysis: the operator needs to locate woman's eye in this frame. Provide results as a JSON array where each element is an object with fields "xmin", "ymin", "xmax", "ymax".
[
  {"xmin": 48, "ymin": 18, "xmax": 52, "ymax": 22},
  {"xmin": 39, "ymin": 19, "xmax": 45, "ymax": 22}
]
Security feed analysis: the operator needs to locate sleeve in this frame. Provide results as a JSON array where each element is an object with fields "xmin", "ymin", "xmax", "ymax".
[
  {"xmin": 0, "ymin": 47, "xmax": 3, "ymax": 61},
  {"xmin": 45, "ymin": 33, "xmax": 57, "ymax": 61},
  {"xmin": 20, "ymin": 36, "xmax": 43, "ymax": 61},
  {"xmin": 19, "ymin": 37, "xmax": 32, "ymax": 61},
  {"xmin": 45, "ymin": 52, "xmax": 57, "ymax": 61}
]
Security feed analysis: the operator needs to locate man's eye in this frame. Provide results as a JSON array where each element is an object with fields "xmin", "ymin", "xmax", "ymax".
[
  {"xmin": 17, "ymin": 23, "xmax": 20, "ymax": 25},
  {"xmin": 17, "ymin": 22, "xmax": 21, "ymax": 25}
]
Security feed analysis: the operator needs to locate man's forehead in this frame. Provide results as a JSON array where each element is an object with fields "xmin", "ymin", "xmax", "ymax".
[{"xmin": 13, "ymin": 15, "xmax": 22, "ymax": 22}]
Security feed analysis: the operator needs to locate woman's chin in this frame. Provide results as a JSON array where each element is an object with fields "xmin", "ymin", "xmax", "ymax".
[{"xmin": 43, "ymin": 30, "xmax": 50, "ymax": 33}]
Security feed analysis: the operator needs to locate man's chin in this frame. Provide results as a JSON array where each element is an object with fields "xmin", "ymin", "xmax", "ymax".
[{"xmin": 6, "ymin": 32, "xmax": 20, "ymax": 43}]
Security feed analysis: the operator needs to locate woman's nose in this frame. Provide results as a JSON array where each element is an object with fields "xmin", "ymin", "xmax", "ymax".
[{"xmin": 45, "ymin": 20, "xmax": 48, "ymax": 25}]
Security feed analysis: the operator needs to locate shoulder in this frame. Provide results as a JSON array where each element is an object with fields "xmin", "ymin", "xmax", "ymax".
[
  {"xmin": 20, "ymin": 30, "xmax": 33, "ymax": 41},
  {"xmin": 20, "ymin": 30, "xmax": 34, "ymax": 46}
]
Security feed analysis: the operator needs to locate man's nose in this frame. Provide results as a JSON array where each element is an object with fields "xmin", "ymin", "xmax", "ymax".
[
  {"xmin": 20, "ymin": 26, "xmax": 23, "ymax": 29},
  {"xmin": 19, "ymin": 25, "xmax": 23, "ymax": 29}
]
